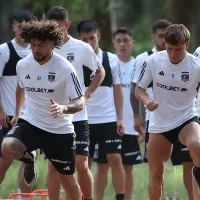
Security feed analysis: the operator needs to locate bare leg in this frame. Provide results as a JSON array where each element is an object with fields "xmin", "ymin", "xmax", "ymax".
[
  {"xmin": 182, "ymin": 162, "xmax": 194, "ymax": 200},
  {"xmin": 47, "ymin": 161, "xmax": 61, "ymax": 200},
  {"xmin": 76, "ymin": 155, "xmax": 93, "ymax": 199},
  {"xmin": 94, "ymin": 163, "xmax": 109, "ymax": 200},
  {"xmin": 106, "ymin": 153, "xmax": 125, "ymax": 194},
  {"xmin": 0, "ymin": 156, "xmax": 13, "ymax": 184},
  {"xmin": 123, "ymin": 165, "xmax": 133, "ymax": 200},
  {"xmin": 148, "ymin": 134, "xmax": 172, "ymax": 200},
  {"xmin": 60, "ymin": 174, "xmax": 82, "ymax": 200}
]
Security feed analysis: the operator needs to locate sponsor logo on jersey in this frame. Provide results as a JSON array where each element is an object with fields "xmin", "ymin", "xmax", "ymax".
[
  {"xmin": 158, "ymin": 71, "xmax": 164, "ymax": 76},
  {"xmin": 25, "ymin": 74, "xmax": 30, "ymax": 79},
  {"xmin": 25, "ymin": 87, "xmax": 55, "ymax": 93},
  {"xmin": 67, "ymin": 53, "xmax": 75, "ymax": 62},
  {"xmin": 181, "ymin": 72, "xmax": 189, "ymax": 82},
  {"xmin": 156, "ymin": 82, "xmax": 188, "ymax": 92},
  {"xmin": 48, "ymin": 72, "xmax": 56, "ymax": 82}
]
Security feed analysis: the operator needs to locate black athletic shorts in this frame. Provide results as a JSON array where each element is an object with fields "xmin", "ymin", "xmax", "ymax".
[
  {"xmin": 73, "ymin": 120, "xmax": 89, "ymax": 156},
  {"xmin": 93, "ymin": 134, "xmax": 142, "ymax": 165},
  {"xmin": 5, "ymin": 120, "xmax": 76, "ymax": 175},
  {"xmin": 143, "ymin": 118, "xmax": 195, "ymax": 165},
  {"xmin": 89, "ymin": 122, "xmax": 122, "ymax": 158},
  {"xmin": 0, "ymin": 116, "xmax": 24, "ymax": 156}
]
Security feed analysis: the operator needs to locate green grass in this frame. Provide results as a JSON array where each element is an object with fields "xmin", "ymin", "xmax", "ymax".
[{"xmin": 0, "ymin": 155, "xmax": 188, "ymax": 200}]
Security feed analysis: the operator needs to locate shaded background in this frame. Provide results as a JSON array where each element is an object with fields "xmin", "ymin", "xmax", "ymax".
[{"xmin": 1, "ymin": 0, "xmax": 200, "ymax": 56}]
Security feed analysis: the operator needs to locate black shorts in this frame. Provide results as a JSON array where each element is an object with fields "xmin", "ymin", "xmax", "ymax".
[
  {"xmin": 143, "ymin": 119, "xmax": 194, "ymax": 165},
  {"xmin": 73, "ymin": 120, "xmax": 89, "ymax": 156},
  {"xmin": 5, "ymin": 120, "xmax": 76, "ymax": 175},
  {"xmin": 0, "ymin": 116, "xmax": 24, "ymax": 156},
  {"xmin": 89, "ymin": 122, "xmax": 122, "ymax": 158},
  {"xmin": 93, "ymin": 135, "xmax": 142, "ymax": 165}
]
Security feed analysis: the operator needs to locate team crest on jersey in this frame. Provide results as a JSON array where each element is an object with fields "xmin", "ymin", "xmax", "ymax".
[
  {"xmin": 181, "ymin": 72, "xmax": 189, "ymax": 82},
  {"xmin": 48, "ymin": 72, "xmax": 56, "ymax": 82},
  {"xmin": 67, "ymin": 53, "xmax": 74, "ymax": 63}
]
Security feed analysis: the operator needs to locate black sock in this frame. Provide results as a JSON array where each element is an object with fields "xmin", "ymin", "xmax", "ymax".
[
  {"xmin": 84, "ymin": 198, "xmax": 92, "ymax": 200},
  {"xmin": 193, "ymin": 166, "xmax": 200, "ymax": 185},
  {"xmin": 116, "ymin": 194, "xmax": 124, "ymax": 200},
  {"xmin": 19, "ymin": 152, "xmax": 34, "ymax": 165}
]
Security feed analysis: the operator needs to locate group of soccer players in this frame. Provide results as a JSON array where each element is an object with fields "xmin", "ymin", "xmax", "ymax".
[{"xmin": 0, "ymin": 5, "xmax": 200, "ymax": 200}]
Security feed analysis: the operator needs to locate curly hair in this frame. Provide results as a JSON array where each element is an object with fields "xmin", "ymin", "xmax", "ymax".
[{"xmin": 20, "ymin": 20, "xmax": 65, "ymax": 48}]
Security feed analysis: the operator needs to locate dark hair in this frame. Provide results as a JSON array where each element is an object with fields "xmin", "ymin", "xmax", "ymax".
[
  {"xmin": 164, "ymin": 24, "xmax": 190, "ymax": 45},
  {"xmin": 20, "ymin": 20, "xmax": 65, "ymax": 48},
  {"xmin": 152, "ymin": 19, "xmax": 172, "ymax": 33},
  {"xmin": 77, "ymin": 20, "xmax": 98, "ymax": 35},
  {"xmin": 46, "ymin": 6, "xmax": 68, "ymax": 21},
  {"xmin": 112, "ymin": 27, "xmax": 133, "ymax": 39},
  {"xmin": 13, "ymin": 10, "xmax": 34, "ymax": 23}
]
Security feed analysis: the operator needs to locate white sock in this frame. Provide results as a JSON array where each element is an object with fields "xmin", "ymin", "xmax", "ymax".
[{"xmin": 17, "ymin": 188, "xmax": 30, "ymax": 200}]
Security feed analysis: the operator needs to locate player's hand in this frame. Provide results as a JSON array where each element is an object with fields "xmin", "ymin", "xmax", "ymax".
[
  {"xmin": 0, "ymin": 111, "xmax": 9, "ymax": 128},
  {"xmin": 84, "ymin": 91, "xmax": 92, "ymax": 102},
  {"xmin": 134, "ymin": 114, "xmax": 145, "ymax": 132},
  {"xmin": 146, "ymin": 100, "xmax": 159, "ymax": 111},
  {"xmin": 50, "ymin": 98, "xmax": 66, "ymax": 118},
  {"xmin": 138, "ymin": 129, "xmax": 145, "ymax": 144},
  {"xmin": 10, "ymin": 115, "xmax": 19, "ymax": 127},
  {"xmin": 117, "ymin": 120, "xmax": 125, "ymax": 136}
]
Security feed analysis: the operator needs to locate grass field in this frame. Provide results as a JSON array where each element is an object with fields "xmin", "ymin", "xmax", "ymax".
[{"xmin": 0, "ymin": 153, "xmax": 189, "ymax": 200}]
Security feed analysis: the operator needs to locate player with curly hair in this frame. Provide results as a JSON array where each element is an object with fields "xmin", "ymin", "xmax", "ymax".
[{"xmin": 1, "ymin": 19, "xmax": 85, "ymax": 200}]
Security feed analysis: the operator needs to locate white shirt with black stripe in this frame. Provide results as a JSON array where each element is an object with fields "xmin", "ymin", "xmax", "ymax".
[
  {"xmin": 193, "ymin": 47, "xmax": 200, "ymax": 116},
  {"xmin": 137, "ymin": 50, "xmax": 200, "ymax": 133},
  {"xmin": 133, "ymin": 47, "xmax": 157, "ymax": 121},
  {"xmin": 118, "ymin": 57, "xmax": 138, "ymax": 135},
  {"xmin": 54, "ymin": 36, "xmax": 101, "ymax": 122},
  {"xmin": 0, "ymin": 39, "xmax": 30, "ymax": 116},
  {"xmin": 16, "ymin": 53, "xmax": 84, "ymax": 134},
  {"xmin": 86, "ymin": 49, "xmax": 120, "ymax": 124}
]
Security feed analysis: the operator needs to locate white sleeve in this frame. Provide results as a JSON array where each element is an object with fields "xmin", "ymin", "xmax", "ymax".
[
  {"xmin": 132, "ymin": 56, "xmax": 148, "ymax": 83},
  {"xmin": 194, "ymin": 47, "xmax": 200, "ymax": 59},
  {"xmin": 83, "ymin": 44, "xmax": 101, "ymax": 72},
  {"xmin": 65, "ymin": 66, "xmax": 84, "ymax": 100},
  {"xmin": 136, "ymin": 56, "xmax": 153, "ymax": 89},
  {"xmin": 16, "ymin": 62, "xmax": 24, "ymax": 88},
  {"xmin": 112, "ymin": 63, "xmax": 121, "ymax": 85},
  {"xmin": 0, "ymin": 44, "xmax": 10, "ymax": 77}
]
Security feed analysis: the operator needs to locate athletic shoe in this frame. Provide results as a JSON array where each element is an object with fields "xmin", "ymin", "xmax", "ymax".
[{"xmin": 23, "ymin": 149, "xmax": 39, "ymax": 186}]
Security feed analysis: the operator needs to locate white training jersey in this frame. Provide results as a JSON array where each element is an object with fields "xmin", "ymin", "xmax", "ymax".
[
  {"xmin": 137, "ymin": 50, "xmax": 200, "ymax": 133},
  {"xmin": 17, "ymin": 53, "xmax": 84, "ymax": 134},
  {"xmin": 193, "ymin": 46, "xmax": 200, "ymax": 116},
  {"xmin": 133, "ymin": 47, "xmax": 157, "ymax": 121},
  {"xmin": 54, "ymin": 36, "xmax": 101, "ymax": 122},
  {"xmin": 118, "ymin": 58, "xmax": 138, "ymax": 135},
  {"xmin": 0, "ymin": 39, "xmax": 30, "ymax": 116},
  {"xmin": 86, "ymin": 49, "xmax": 120, "ymax": 124}
]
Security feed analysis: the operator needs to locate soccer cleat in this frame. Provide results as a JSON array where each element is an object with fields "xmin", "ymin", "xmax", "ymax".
[{"xmin": 23, "ymin": 149, "xmax": 39, "ymax": 186}]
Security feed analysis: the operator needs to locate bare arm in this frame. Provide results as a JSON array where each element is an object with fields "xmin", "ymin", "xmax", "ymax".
[
  {"xmin": 135, "ymin": 85, "xmax": 151, "ymax": 105},
  {"xmin": 63, "ymin": 96, "xmax": 85, "ymax": 114},
  {"xmin": 135, "ymin": 85, "xmax": 158, "ymax": 111},
  {"xmin": 113, "ymin": 84, "xmax": 125, "ymax": 135},
  {"xmin": 50, "ymin": 96, "xmax": 86, "ymax": 118},
  {"xmin": 130, "ymin": 82, "xmax": 140, "ymax": 116},
  {"xmin": 15, "ymin": 82, "xmax": 25, "ymax": 117},
  {"xmin": 113, "ymin": 84, "xmax": 123, "ymax": 121},
  {"xmin": 85, "ymin": 67, "xmax": 105, "ymax": 100}
]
